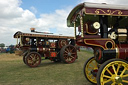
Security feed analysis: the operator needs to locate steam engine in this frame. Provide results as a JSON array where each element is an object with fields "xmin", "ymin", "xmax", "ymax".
[{"xmin": 14, "ymin": 28, "xmax": 77, "ymax": 67}]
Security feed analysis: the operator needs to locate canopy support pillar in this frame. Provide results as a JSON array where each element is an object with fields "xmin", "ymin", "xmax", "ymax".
[
  {"xmin": 80, "ymin": 16, "xmax": 84, "ymax": 38},
  {"xmin": 74, "ymin": 22, "xmax": 76, "ymax": 39},
  {"xmin": 20, "ymin": 35, "xmax": 23, "ymax": 46}
]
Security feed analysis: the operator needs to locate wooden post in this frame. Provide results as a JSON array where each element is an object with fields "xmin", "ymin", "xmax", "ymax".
[
  {"xmin": 36, "ymin": 37, "xmax": 38, "ymax": 46},
  {"xmin": 80, "ymin": 16, "xmax": 84, "ymax": 37},
  {"xmin": 20, "ymin": 35, "xmax": 23, "ymax": 46},
  {"xmin": 17, "ymin": 36, "xmax": 18, "ymax": 45},
  {"xmin": 74, "ymin": 22, "xmax": 76, "ymax": 39}
]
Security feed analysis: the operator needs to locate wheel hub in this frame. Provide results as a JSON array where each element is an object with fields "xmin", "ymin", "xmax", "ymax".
[
  {"xmin": 112, "ymin": 75, "xmax": 122, "ymax": 84},
  {"xmin": 68, "ymin": 52, "xmax": 71, "ymax": 56},
  {"xmin": 32, "ymin": 58, "xmax": 36, "ymax": 62},
  {"xmin": 115, "ymin": 76, "xmax": 122, "ymax": 84}
]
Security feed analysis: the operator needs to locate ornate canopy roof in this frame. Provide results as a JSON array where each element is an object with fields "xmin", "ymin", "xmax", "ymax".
[
  {"xmin": 67, "ymin": 2, "xmax": 128, "ymax": 27},
  {"xmin": 84, "ymin": 2, "xmax": 128, "ymax": 10},
  {"xmin": 14, "ymin": 31, "xmax": 74, "ymax": 39}
]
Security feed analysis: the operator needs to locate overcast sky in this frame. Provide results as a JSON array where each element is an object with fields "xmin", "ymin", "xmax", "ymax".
[{"xmin": 0, "ymin": 0, "xmax": 128, "ymax": 46}]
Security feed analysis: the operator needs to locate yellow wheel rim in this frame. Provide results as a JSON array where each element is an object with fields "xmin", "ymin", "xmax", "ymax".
[
  {"xmin": 100, "ymin": 61, "xmax": 128, "ymax": 85},
  {"xmin": 85, "ymin": 57, "xmax": 98, "ymax": 84}
]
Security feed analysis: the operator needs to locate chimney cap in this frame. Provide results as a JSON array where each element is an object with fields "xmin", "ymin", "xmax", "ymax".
[{"xmin": 30, "ymin": 28, "xmax": 35, "ymax": 32}]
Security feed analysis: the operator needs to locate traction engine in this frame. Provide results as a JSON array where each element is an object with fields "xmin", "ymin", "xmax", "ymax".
[
  {"xmin": 14, "ymin": 28, "xmax": 78, "ymax": 68},
  {"xmin": 67, "ymin": 2, "xmax": 128, "ymax": 85}
]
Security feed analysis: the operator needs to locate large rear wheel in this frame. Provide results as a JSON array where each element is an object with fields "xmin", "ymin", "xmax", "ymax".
[
  {"xmin": 97, "ymin": 59, "xmax": 128, "ymax": 85},
  {"xmin": 60, "ymin": 45, "xmax": 77, "ymax": 64},
  {"xmin": 83, "ymin": 56, "xmax": 98, "ymax": 84}
]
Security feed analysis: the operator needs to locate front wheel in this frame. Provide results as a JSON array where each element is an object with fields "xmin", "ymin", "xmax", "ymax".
[
  {"xmin": 97, "ymin": 59, "xmax": 128, "ymax": 85},
  {"xmin": 23, "ymin": 51, "xmax": 28, "ymax": 64},
  {"xmin": 26, "ymin": 52, "xmax": 41, "ymax": 68},
  {"xmin": 83, "ymin": 56, "xmax": 98, "ymax": 84}
]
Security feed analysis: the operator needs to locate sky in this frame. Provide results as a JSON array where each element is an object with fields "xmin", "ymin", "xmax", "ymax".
[{"xmin": 0, "ymin": 0, "xmax": 128, "ymax": 46}]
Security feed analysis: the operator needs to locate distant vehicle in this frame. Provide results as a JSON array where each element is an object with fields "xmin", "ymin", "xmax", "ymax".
[
  {"xmin": 9, "ymin": 45, "xmax": 15, "ymax": 53},
  {"xmin": 6, "ymin": 47, "xmax": 10, "ymax": 53},
  {"xmin": 67, "ymin": 2, "xmax": 128, "ymax": 85},
  {"xmin": 14, "ymin": 28, "xmax": 77, "ymax": 67}
]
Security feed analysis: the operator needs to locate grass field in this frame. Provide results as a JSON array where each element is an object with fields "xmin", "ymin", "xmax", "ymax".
[{"xmin": 0, "ymin": 51, "xmax": 93, "ymax": 85}]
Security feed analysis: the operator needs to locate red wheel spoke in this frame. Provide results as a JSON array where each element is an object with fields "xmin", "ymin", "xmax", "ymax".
[
  {"xmin": 65, "ymin": 48, "xmax": 70, "ymax": 52},
  {"xmin": 69, "ymin": 56, "xmax": 74, "ymax": 59},
  {"xmin": 68, "ymin": 47, "xmax": 71, "ymax": 52},
  {"xmin": 30, "ymin": 55, "xmax": 33, "ymax": 58},
  {"xmin": 70, "ymin": 48, "xmax": 75, "ymax": 53},
  {"xmin": 33, "ymin": 54, "xmax": 36, "ymax": 57},
  {"xmin": 71, "ymin": 52, "xmax": 76, "ymax": 55},
  {"xmin": 64, "ymin": 50, "xmax": 68, "ymax": 54},
  {"xmin": 34, "ymin": 54, "xmax": 37, "ymax": 58}
]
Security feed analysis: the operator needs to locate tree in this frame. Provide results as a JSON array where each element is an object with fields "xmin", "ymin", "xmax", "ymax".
[{"xmin": 0, "ymin": 43, "xmax": 5, "ymax": 48}]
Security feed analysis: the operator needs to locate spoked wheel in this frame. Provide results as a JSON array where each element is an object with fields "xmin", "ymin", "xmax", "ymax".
[
  {"xmin": 26, "ymin": 52, "xmax": 41, "ymax": 67},
  {"xmin": 97, "ymin": 59, "xmax": 128, "ymax": 85},
  {"xmin": 60, "ymin": 45, "xmax": 77, "ymax": 64},
  {"xmin": 83, "ymin": 57, "xmax": 98, "ymax": 84}
]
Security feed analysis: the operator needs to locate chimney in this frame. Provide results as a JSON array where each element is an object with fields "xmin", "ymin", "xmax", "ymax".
[{"xmin": 30, "ymin": 28, "xmax": 35, "ymax": 32}]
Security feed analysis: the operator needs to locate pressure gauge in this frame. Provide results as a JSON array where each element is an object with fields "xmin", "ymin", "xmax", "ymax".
[
  {"xmin": 93, "ymin": 22, "xmax": 100, "ymax": 30},
  {"xmin": 26, "ymin": 38, "xmax": 30, "ymax": 42}
]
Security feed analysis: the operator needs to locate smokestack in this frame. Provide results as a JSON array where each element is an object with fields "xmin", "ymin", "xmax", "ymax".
[{"xmin": 30, "ymin": 28, "xmax": 35, "ymax": 32}]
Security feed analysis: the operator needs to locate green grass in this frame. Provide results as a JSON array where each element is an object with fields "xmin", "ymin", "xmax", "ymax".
[{"xmin": 0, "ymin": 51, "xmax": 93, "ymax": 85}]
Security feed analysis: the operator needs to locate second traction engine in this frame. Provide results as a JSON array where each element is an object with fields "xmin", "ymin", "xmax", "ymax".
[{"xmin": 14, "ymin": 29, "xmax": 77, "ymax": 67}]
